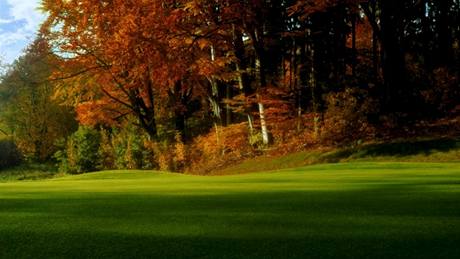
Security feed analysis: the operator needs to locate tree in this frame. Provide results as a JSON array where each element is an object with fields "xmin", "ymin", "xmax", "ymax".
[
  {"xmin": 41, "ymin": 0, "xmax": 232, "ymax": 140},
  {"xmin": 0, "ymin": 37, "xmax": 77, "ymax": 161},
  {"xmin": 36, "ymin": 0, "xmax": 459, "ymax": 167}
]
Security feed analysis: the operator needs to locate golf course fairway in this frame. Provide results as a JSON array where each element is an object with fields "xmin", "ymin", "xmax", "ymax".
[{"xmin": 1, "ymin": 162, "xmax": 460, "ymax": 258}]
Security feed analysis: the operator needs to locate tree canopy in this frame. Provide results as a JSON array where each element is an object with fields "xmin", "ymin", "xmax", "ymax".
[{"xmin": 1, "ymin": 0, "xmax": 458, "ymax": 171}]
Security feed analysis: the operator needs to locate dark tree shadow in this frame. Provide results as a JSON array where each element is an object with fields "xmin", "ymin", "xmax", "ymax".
[{"xmin": 320, "ymin": 138, "xmax": 459, "ymax": 162}]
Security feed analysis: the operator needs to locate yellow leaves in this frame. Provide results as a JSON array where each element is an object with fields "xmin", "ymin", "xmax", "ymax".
[
  {"xmin": 197, "ymin": 38, "xmax": 209, "ymax": 50},
  {"xmin": 183, "ymin": 1, "xmax": 200, "ymax": 13},
  {"xmin": 185, "ymin": 37, "xmax": 194, "ymax": 45}
]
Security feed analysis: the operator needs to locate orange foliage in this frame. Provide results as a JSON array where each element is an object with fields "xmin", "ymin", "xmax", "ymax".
[
  {"xmin": 187, "ymin": 123, "xmax": 253, "ymax": 173},
  {"xmin": 76, "ymin": 100, "xmax": 127, "ymax": 127},
  {"xmin": 41, "ymin": 0, "xmax": 234, "ymax": 136}
]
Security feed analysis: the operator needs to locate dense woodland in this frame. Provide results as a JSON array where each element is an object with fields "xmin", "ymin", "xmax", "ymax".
[{"xmin": 1, "ymin": 0, "xmax": 459, "ymax": 173}]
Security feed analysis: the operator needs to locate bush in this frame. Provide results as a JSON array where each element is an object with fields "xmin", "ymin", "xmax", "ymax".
[
  {"xmin": 266, "ymin": 113, "xmax": 321, "ymax": 155},
  {"xmin": 110, "ymin": 126, "xmax": 155, "ymax": 170},
  {"xmin": 322, "ymin": 88, "xmax": 378, "ymax": 145},
  {"xmin": 0, "ymin": 139, "xmax": 22, "ymax": 169},
  {"xmin": 423, "ymin": 68, "xmax": 460, "ymax": 114},
  {"xmin": 187, "ymin": 123, "xmax": 253, "ymax": 173},
  {"xmin": 98, "ymin": 129, "xmax": 116, "ymax": 170},
  {"xmin": 55, "ymin": 126, "xmax": 101, "ymax": 174}
]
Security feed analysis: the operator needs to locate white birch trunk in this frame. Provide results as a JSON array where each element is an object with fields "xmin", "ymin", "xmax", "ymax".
[{"xmin": 258, "ymin": 102, "xmax": 269, "ymax": 145}]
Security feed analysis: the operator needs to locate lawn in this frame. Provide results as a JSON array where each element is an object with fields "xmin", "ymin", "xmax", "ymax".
[{"xmin": 1, "ymin": 162, "xmax": 460, "ymax": 258}]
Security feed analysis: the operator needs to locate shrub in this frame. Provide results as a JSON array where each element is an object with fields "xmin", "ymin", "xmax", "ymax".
[
  {"xmin": 187, "ymin": 123, "xmax": 253, "ymax": 173},
  {"xmin": 423, "ymin": 68, "xmax": 460, "ymax": 114},
  {"xmin": 149, "ymin": 140, "xmax": 174, "ymax": 171},
  {"xmin": 0, "ymin": 139, "xmax": 22, "ymax": 169},
  {"xmin": 110, "ymin": 126, "xmax": 155, "ymax": 170},
  {"xmin": 322, "ymin": 88, "xmax": 378, "ymax": 145},
  {"xmin": 55, "ymin": 126, "xmax": 101, "ymax": 174},
  {"xmin": 267, "ymin": 113, "xmax": 321, "ymax": 155},
  {"xmin": 173, "ymin": 133, "xmax": 187, "ymax": 171},
  {"xmin": 98, "ymin": 129, "xmax": 116, "ymax": 170}
]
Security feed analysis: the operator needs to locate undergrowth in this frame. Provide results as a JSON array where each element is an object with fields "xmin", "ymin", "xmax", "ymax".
[{"xmin": 0, "ymin": 163, "xmax": 60, "ymax": 182}]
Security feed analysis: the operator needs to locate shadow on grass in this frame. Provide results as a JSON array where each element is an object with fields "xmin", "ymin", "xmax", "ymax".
[
  {"xmin": 0, "ymin": 163, "xmax": 58, "ymax": 182},
  {"xmin": 214, "ymin": 138, "xmax": 460, "ymax": 175},
  {"xmin": 1, "ymin": 184, "xmax": 460, "ymax": 258},
  {"xmin": 2, "ymin": 230, "xmax": 459, "ymax": 259},
  {"xmin": 320, "ymin": 138, "xmax": 460, "ymax": 163}
]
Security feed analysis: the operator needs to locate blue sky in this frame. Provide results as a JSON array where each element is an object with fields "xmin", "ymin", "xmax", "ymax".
[{"xmin": 0, "ymin": 0, "xmax": 46, "ymax": 65}]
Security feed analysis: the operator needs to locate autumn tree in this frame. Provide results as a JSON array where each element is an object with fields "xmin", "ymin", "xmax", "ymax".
[
  {"xmin": 0, "ymin": 37, "xmax": 77, "ymax": 161},
  {"xmin": 41, "ymin": 0, "xmax": 233, "ymax": 140}
]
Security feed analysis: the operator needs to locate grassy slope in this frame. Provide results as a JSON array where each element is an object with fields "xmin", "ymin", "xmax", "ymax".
[
  {"xmin": 1, "ymin": 162, "xmax": 460, "ymax": 258},
  {"xmin": 214, "ymin": 137, "xmax": 460, "ymax": 175}
]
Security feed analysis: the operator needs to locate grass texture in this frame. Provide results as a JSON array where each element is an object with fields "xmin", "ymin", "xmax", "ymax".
[{"xmin": 1, "ymin": 162, "xmax": 460, "ymax": 258}]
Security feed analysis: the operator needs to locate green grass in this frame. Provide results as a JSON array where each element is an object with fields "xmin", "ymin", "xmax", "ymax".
[{"xmin": 1, "ymin": 162, "xmax": 460, "ymax": 258}]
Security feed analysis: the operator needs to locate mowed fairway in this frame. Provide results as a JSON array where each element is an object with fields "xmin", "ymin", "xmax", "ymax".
[{"xmin": 1, "ymin": 162, "xmax": 460, "ymax": 258}]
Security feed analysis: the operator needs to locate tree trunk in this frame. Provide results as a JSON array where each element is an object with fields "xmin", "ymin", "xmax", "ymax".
[
  {"xmin": 258, "ymin": 101, "xmax": 269, "ymax": 145},
  {"xmin": 225, "ymin": 84, "xmax": 232, "ymax": 126},
  {"xmin": 421, "ymin": 0, "xmax": 432, "ymax": 70},
  {"xmin": 361, "ymin": 0, "xmax": 381, "ymax": 82},
  {"xmin": 380, "ymin": 0, "xmax": 407, "ymax": 112},
  {"xmin": 372, "ymin": 30, "xmax": 379, "ymax": 81},
  {"xmin": 351, "ymin": 13, "xmax": 357, "ymax": 77},
  {"xmin": 248, "ymin": 25, "xmax": 271, "ymax": 145},
  {"xmin": 437, "ymin": 0, "xmax": 453, "ymax": 66},
  {"xmin": 208, "ymin": 77, "xmax": 222, "ymax": 126},
  {"xmin": 232, "ymin": 24, "xmax": 255, "ymax": 131},
  {"xmin": 130, "ymin": 80, "xmax": 157, "ymax": 140},
  {"xmin": 307, "ymin": 29, "xmax": 320, "ymax": 139},
  {"xmin": 255, "ymin": 51, "xmax": 270, "ymax": 145}
]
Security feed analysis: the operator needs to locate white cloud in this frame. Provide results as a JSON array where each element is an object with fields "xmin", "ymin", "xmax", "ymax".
[
  {"xmin": 1, "ymin": 29, "xmax": 29, "ymax": 44},
  {"xmin": 0, "ymin": 0, "xmax": 47, "ymax": 64},
  {"xmin": 0, "ymin": 18, "xmax": 14, "ymax": 24},
  {"xmin": 5, "ymin": 0, "xmax": 46, "ymax": 31}
]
